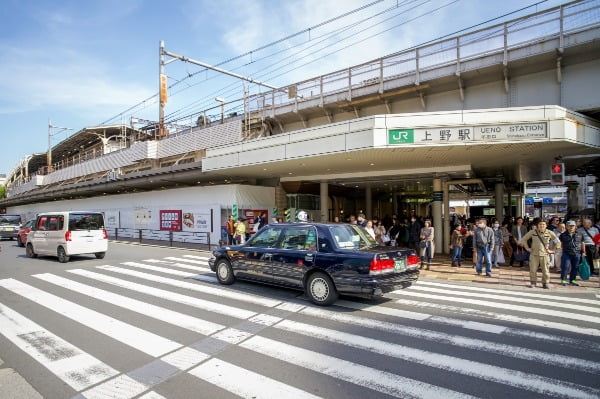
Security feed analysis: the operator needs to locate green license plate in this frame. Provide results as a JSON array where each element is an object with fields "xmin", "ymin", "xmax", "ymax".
[{"xmin": 394, "ymin": 259, "xmax": 406, "ymax": 271}]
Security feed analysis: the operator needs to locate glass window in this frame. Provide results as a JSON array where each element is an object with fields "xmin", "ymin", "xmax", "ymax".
[
  {"xmin": 37, "ymin": 217, "xmax": 48, "ymax": 231},
  {"xmin": 0, "ymin": 215, "xmax": 21, "ymax": 225},
  {"xmin": 246, "ymin": 226, "xmax": 282, "ymax": 248},
  {"xmin": 47, "ymin": 216, "xmax": 64, "ymax": 231},
  {"xmin": 279, "ymin": 227, "xmax": 317, "ymax": 250},
  {"xmin": 329, "ymin": 224, "xmax": 376, "ymax": 250},
  {"xmin": 68, "ymin": 213, "xmax": 105, "ymax": 231}
]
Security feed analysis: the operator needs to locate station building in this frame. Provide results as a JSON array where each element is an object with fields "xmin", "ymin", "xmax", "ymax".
[{"xmin": 2, "ymin": 1, "xmax": 600, "ymax": 253}]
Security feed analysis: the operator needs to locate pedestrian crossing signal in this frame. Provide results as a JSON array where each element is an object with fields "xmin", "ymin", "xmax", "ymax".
[{"xmin": 550, "ymin": 163, "xmax": 565, "ymax": 185}]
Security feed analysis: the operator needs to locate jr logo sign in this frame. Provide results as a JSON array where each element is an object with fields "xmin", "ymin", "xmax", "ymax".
[{"xmin": 388, "ymin": 129, "xmax": 414, "ymax": 144}]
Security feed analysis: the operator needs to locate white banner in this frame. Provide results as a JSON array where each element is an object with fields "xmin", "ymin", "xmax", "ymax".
[{"xmin": 182, "ymin": 210, "xmax": 211, "ymax": 232}]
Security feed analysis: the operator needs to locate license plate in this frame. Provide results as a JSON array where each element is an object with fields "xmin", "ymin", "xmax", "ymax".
[
  {"xmin": 394, "ymin": 259, "xmax": 406, "ymax": 271},
  {"xmin": 5, "ymin": 228, "xmax": 14, "ymax": 231}
]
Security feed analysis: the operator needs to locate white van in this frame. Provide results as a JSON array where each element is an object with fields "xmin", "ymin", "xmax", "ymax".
[{"xmin": 26, "ymin": 211, "xmax": 108, "ymax": 263}]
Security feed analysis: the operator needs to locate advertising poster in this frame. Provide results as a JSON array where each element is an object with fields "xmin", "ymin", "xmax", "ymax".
[
  {"xmin": 134, "ymin": 207, "xmax": 151, "ymax": 229},
  {"xmin": 160, "ymin": 210, "xmax": 182, "ymax": 231},
  {"xmin": 182, "ymin": 210, "xmax": 211, "ymax": 232}
]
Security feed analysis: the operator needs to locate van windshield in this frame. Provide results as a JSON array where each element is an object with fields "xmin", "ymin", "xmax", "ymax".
[
  {"xmin": 68, "ymin": 213, "xmax": 104, "ymax": 231},
  {"xmin": 0, "ymin": 215, "xmax": 21, "ymax": 225}
]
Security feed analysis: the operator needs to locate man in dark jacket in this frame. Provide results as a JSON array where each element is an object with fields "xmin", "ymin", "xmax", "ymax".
[
  {"xmin": 474, "ymin": 218, "xmax": 495, "ymax": 277},
  {"xmin": 559, "ymin": 220, "xmax": 586, "ymax": 286},
  {"xmin": 408, "ymin": 217, "xmax": 421, "ymax": 251}
]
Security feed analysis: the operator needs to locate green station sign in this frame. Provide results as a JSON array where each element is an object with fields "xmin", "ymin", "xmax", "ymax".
[{"xmin": 388, "ymin": 129, "xmax": 414, "ymax": 144}]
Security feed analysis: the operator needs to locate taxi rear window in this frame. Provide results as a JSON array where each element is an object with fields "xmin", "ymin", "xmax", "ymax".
[{"xmin": 68, "ymin": 213, "xmax": 105, "ymax": 231}]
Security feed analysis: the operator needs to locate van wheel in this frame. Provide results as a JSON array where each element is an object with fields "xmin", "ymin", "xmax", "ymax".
[
  {"xmin": 215, "ymin": 259, "xmax": 235, "ymax": 285},
  {"xmin": 26, "ymin": 244, "xmax": 37, "ymax": 258},
  {"xmin": 57, "ymin": 247, "xmax": 70, "ymax": 263},
  {"xmin": 306, "ymin": 272, "xmax": 338, "ymax": 306},
  {"xmin": 95, "ymin": 252, "xmax": 106, "ymax": 259},
  {"xmin": 17, "ymin": 236, "xmax": 24, "ymax": 247}
]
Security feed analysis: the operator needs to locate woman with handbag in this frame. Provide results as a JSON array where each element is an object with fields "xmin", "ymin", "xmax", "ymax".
[{"xmin": 419, "ymin": 220, "xmax": 435, "ymax": 270}]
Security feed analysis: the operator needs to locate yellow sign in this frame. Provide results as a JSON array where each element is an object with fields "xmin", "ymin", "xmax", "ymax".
[{"xmin": 160, "ymin": 74, "xmax": 168, "ymax": 104}]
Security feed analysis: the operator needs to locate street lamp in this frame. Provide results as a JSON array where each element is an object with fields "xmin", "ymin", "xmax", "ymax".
[
  {"xmin": 215, "ymin": 97, "xmax": 225, "ymax": 124},
  {"xmin": 47, "ymin": 118, "xmax": 73, "ymax": 171}
]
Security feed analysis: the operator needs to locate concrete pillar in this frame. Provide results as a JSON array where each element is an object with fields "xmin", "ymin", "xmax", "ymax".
[
  {"xmin": 566, "ymin": 180, "xmax": 580, "ymax": 214},
  {"xmin": 495, "ymin": 181, "xmax": 504, "ymax": 222},
  {"xmin": 320, "ymin": 181, "xmax": 329, "ymax": 222},
  {"xmin": 442, "ymin": 180, "xmax": 450, "ymax": 255},
  {"xmin": 516, "ymin": 182, "xmax": 525, "ymax": 217},
  {"xmin": 432, "ymin": 178, "xmax": 443, "ymax": 254},
  {"xmin": 365, "ymin": 183, "xmax": 372, "ymax": 220},
  {"xmin": 594, "ymin": 181, "xmax": 600, "ymax": 221},
  {"xmin": 392, "ymin": 189, "xmax": 398, "ymax": 217},
  {"xmin": 507, "ymin": 190, "xmax": 512, "ymax": 218}
]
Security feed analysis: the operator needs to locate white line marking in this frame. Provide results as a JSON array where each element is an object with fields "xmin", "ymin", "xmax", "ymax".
[
  {"xmin": 413, "ymin": 281, "xmax": 600, "ymax": 305},
  {"xmin": 189, "ymin": 358, "xmax": 323, "ymax": 399},
  {"xmin": 182, "ymin": 255, "xmax": 212, "ymax": 261},
  {"xmin": 143, "ymin": 259, "xmax": 210, "ymax": 272},
  {"xmin": 0, "ymin": 279, "xmax": 181, "ymax": 357},
  {"xmin": 137, "ymin": 392, "xmax": 167, "ymax": 399},
  {"xmin": 165, "ymin": 256, "xmax": 209, "ymax": 265},
  {"xmin": 33, "ymin": 273, "xmax": 224, "ymax": 336},
  {"xmin": 95, "ymin": 264, "xmax": 281, "ymax": 308},
  {"xmin": 393, "ymin": 291, "xmax": 600, "ymax": 324},
  {"xmin": 161, "ymin": 347, "xmax": 210, "ymax": 371},
  {"xmin": 405, "ymin": 285, "xmax": 600, "ymax": 314},
  {"xmin": 240, "ymin": 336, "xmax": 475, "ymax": 399},
  {"xmin": 335, "ymin": 300, "xmax": 430, "ymax": 320},
  {"xmin": 274, "ymin": 319, "xmax": 600, "ymax": 398},
  {"xmin": 121, "ymin": 262, "xmax": 196, "ymax": 277},
  {"xmin": 80, "ymin": 374, "xmax": 147, "ymax": 399},
  {"xmin": 67, "ymin": 269, "xmax": 256, "ymax": 320},
  {"xmin": 396, "ymin": 298, "xmax": 600, "ymax": 337},
  {"xmin": 0, "ymin": 302, "xmax": 118, "ymax": 391},
  {"xmin": 210, "ymin": 328, "xmax": 253, "ymax": 345},
  {"xmin": 299, "ymin": 307, "xmax": 600, "ymax": 373}
]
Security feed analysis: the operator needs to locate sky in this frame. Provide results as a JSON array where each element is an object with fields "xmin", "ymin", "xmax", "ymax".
[{"xmin": 0, "ymin": 0, "xmax": 568, "ymax": 175}]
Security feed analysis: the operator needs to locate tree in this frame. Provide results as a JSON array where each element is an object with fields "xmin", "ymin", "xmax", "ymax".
[{"xmin": 0, "ymin": 185, "xmax": 5, "ymax": 199}]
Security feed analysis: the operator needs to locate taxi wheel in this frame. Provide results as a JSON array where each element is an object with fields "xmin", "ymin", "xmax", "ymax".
[
  {"xmin": 307, "ymin": 272, "xmax": 338, "ymax": 306},
  {"xmin": 17, "ymin": 236, "xmax": 24, "ymax": 247},
  {"xmin": 215, "ymin": 259, "xmax": 235, "ymax": 285},
  {"xmin": 57, "ymin": 247, "xmax": 70, "ymax": 263},
  {"xmin": 26, "ymin": 243, "xmax": 37, "ymax": 258}
]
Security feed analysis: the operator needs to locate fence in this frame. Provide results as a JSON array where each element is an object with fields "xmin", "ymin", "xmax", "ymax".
[{"xmin": 109, "ymin": 228, "xmax": 213, "ymax": 250}]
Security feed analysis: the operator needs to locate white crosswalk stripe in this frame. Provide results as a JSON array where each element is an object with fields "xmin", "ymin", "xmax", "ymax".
[
  {"xmin": 0, "ymin": 302, "xmax": 118, "ymax": 391},
  {"xmin": 1, "ymin": 254, "xmax": 599, "ymax": 399},
  {"xmin": 0, "ymin": 278, "xmax": 181, "ymax": 357}
]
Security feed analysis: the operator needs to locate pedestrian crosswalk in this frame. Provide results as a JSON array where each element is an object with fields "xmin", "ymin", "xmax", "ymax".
[{"xmin": 0, "ymin": 251, "xmax": 599, "ymax": 399}]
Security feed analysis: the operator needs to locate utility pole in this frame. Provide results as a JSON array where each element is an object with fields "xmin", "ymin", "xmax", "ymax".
[
  {"xmin": 158, "ymin": 40, "xmax": 166, "ymax": 140},
  {"xmin": 47, "ymin": 119, "xmax": 73, "ymax": 171}
]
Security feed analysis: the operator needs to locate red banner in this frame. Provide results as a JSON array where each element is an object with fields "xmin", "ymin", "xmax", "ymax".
[{"xmin": 160, "ymin": 210, "xmax": 182, "ymax": 231}]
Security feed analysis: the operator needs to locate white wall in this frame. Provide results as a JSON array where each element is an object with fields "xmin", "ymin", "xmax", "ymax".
[{"xmin": 8, "ymin": 184, "xmax": 275, "ymax": 247}]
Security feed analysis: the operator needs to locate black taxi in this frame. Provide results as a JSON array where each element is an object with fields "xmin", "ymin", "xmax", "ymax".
[{"xmin": 209, "ymin": 223, "xmax": 419, "ymax": 306}]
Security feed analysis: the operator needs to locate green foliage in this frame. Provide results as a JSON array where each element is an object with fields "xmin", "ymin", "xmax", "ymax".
[{"xmin": 0, "ymin": 185, "xmax": 5, "ymax": 198}]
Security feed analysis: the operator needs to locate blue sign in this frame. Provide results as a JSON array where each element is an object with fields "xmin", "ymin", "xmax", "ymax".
[
  {"xmin": 542, "ymin": 198, "xmax": 553, "ymax": 204},
  {"xmin": 525, "ymin": 198, "xmax": 534, "ymax": 205}
]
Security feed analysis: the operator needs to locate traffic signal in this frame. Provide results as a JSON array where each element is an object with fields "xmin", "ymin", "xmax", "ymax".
[{"xmin": 550, "ymin": 162, "xmax": 565, "ymax": 185}]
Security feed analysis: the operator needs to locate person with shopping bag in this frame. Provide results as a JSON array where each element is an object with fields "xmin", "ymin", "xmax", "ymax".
[{"xmin": 558, "ymin": 220, "xmax": 585, "ymax": 286}]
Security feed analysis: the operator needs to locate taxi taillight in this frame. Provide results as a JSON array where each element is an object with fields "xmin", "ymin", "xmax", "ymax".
[
  {"xmin": 407, "ymin": 254, "xmax": 420, "ymax": 267},
  {"xmin": 370, "ymin": 256, "xmax": 395, "ymax": 274}
]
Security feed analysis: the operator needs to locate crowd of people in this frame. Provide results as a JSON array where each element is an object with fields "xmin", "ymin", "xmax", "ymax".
[{"xmin": 224, "ymin": 210, "xmax": 599, "ymax": 288}]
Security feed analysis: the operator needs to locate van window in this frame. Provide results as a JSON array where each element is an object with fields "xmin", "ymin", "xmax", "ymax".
[
  {"xmin": 37, "ymin": 217, "xmax": 49, "ymax": 231},
  {"xmin": 68, "ymin": 213, "xmax": 104, "ymax": 231},
  {"xmin": 47, "ymin": 216, "xmax": 64, "ymax": 231}
]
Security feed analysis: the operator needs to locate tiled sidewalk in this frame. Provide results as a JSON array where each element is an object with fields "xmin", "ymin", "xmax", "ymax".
[{"xmin": 419, "ymin": 255, "xmax": 600, "ymax": 291}]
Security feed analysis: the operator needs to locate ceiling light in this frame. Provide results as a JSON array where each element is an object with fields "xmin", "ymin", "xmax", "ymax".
[{"xmin": 369, "ymin": 163, "xmax": 375, "ymax": 166}]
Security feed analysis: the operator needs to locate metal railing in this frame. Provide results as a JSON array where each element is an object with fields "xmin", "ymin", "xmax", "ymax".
[
  {"xmin": 109, "ymin": 228, "xmax": 212, "ymax": 250},
  {"xmin": 245, "ymin": 0, "xmax": 600, "ymax": 116}
]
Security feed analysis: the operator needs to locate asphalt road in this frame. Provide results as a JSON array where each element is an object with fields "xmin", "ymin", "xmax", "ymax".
[{"xmin": 0, "ymin": 239, "xmax": 599, "ymax": 399}]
